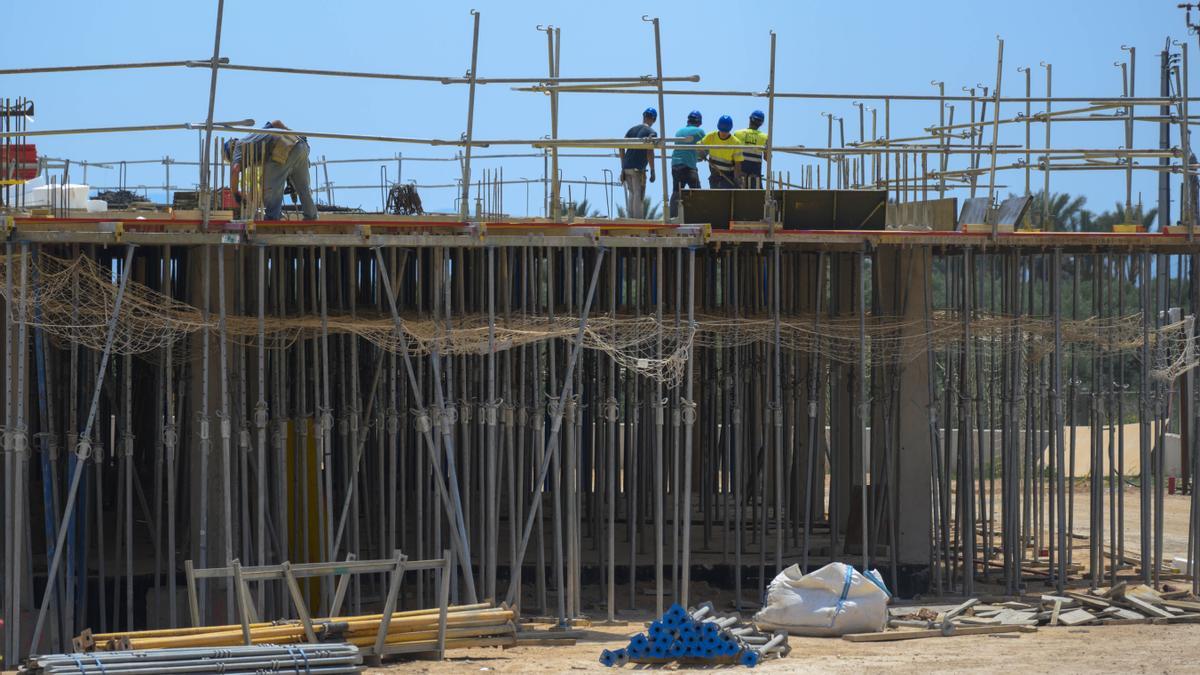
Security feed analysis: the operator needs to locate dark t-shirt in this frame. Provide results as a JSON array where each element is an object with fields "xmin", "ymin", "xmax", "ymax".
[{"xmin": 621, "ymin": 123, "xmax": 657, "ymax": 170}]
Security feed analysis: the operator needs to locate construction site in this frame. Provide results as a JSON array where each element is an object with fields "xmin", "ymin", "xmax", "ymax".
[{"xmin": 4, "ymin": 1, "xmax": 1200, "ymax": 672}]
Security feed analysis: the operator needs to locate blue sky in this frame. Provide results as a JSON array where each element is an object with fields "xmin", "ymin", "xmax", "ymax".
[{"xmin": 2, "ymin": 0, "xmax": 1194, "ymax": 219}]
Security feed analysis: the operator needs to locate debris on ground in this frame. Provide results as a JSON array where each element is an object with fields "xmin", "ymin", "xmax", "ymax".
[
  {"xmin": 846, "ymin": 583, "xmax": 1200, "ymax": 642},
  {"xmin": 599, "ymin": 602, "xmax": 787, "ymax": 668}
]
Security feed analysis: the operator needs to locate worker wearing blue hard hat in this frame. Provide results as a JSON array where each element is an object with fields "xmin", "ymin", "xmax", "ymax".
[
  {"xmin": 700, "ymin": 115, "xmax": 742, "ymax": 189},
  {"xmin": 735, "ymin": 110, "xmax": 768, "ymax": 188},
  {"xmin": 619, "ymin": 107, "xmax": 658, "ymax": 219},
  {"xmin": 669, "ymin": 110, "xmax": 706, "ymax": 219}
]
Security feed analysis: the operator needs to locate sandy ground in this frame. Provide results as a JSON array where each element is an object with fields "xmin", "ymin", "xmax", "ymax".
[
  {"xmin": 376, "ymin": 483, "xmax": 1200, "ymax": 673},
  {"xmin": 378, "ymin": 619, "xmax": 1200, "ymax": 673}
]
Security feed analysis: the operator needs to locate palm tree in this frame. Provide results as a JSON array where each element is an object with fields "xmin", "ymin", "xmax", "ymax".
[
  {"xmin": 1025, "ymin": 190, "xmax": 1088, "ymax": 231},
  {"xmin": 560, "ymin": 198, "xmax": 602, "ymax": 218},
  {"xmin": 616, "ymin": 197, "xmax": 662, "ymax": 220},
  {"xmin": 1093, "ymin": 202, "xmax": 1158, "ymax": 230}
]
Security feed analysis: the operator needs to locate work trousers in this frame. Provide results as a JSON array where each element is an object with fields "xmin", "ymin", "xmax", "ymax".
[
  {"xmin": 708, "ymin": 169, "xmax": 738, "ymax": 190},
  {"xmin": 622, "ymin": 168, "xmax": 648, "ymax": 219},
  {"xmin": 264, "ymin": 140, "xmax": 318, "ymax": 220},
  {"xmin": 670, "ymin": 164, "xmax": 700, "ymax": 218}
]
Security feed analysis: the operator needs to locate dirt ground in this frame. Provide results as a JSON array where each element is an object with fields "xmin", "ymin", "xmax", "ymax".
[
  {"xmin": 379, "ymin": 619, "xmax": 1200, "ymax": 673},
  {"xmin": 379, "ymin": 484, "xmax": 1200, "ymax": 673}
]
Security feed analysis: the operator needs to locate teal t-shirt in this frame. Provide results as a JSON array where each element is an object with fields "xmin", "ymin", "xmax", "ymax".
[{"xmin": 671, "ymin": 125, "xmax": 705, "ymax": 169}]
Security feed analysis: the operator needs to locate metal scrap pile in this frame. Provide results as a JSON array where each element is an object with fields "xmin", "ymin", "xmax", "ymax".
[
  {"xmin": 94, "ymin": 189, "xmax": 149, "ymax": 208},
  {"xmin": 386, "ymin": 183, "xmax": 423, "ymax": 215},
  {"xmin": 600, "ymin": 602, "xmax": 788, "ymax": 668}
]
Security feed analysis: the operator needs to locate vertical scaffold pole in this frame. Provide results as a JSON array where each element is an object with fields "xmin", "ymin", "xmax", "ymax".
[
  {"xmin": 30, "ymin": 245, "xmax": 137, "ymax": 655},
  {"xmin": 460, "ymin": 10, "xmax": 481, "ymax": 221}
]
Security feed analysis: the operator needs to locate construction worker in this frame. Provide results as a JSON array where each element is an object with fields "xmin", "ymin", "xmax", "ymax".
[
  {"xmin": 669, "ymin": 110, "xmax": 705, "ymax": 218},
  {"xmin": 619, "ymin": 107, "xmax": 658, "ymax": 219},
  {"xmin": 700, "ymin": 115, "xmax": 742, "ymax": 189},
  {"xmin": 223, "ymin": 120, "xmax": 318, "ymax": 220},
  {"xmin": 735, "ymin": 110, "xmax": 768, "ymax": 188}
]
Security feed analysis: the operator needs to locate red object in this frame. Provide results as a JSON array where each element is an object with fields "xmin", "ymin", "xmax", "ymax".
[
  {"xmin": 215, "ymin": 187, "xmax": 236, "ymax": 209},
  {"xmin": 1170, "ymin": 476, "xmax": 1177, "ymax": 495},
  {"xmin": 0, "ymin": 143, "xmax": 38, "ymax": 181}
]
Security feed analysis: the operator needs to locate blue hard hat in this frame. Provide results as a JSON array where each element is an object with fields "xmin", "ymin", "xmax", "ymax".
[
  {"xmin": 717, "ymin": 115, "xmax": 733, "ymax": 132},
  {"xmin": 750, "ymin": 110, "xmax": 765, "ymax": 122},
  {"xmin": 643, "ymin": 107, "xmax": 658, "ymax": 119},
  {"xmin": 687, "ymin": 110, "xmax": 702, "ymax": 124}
]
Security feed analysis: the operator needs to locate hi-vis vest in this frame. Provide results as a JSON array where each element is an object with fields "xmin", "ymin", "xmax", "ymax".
[
  {"xmin": 701, "ymin": 131, "xmax": 742, "ymax": 173},
  {"xmin": 735, "ymin": 128, "xmax": 767, "ymax": 166}
]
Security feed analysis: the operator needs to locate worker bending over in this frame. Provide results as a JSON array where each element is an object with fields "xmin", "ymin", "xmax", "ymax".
[
  {"xmin": 619, "ymin": 107, "xmax": 658, "ymax": 219},
  {"xmin": 735, "ymin": 110, "xmax": 767, "ymax": 188},
  {"xmin": 223, "ymin": 120, "xmax": 318, "ymax": 221},
  {"xmin": 669, "ymin": 110, "xmax": 705, "ymax": 218},
  {"xmin": 700, "ymin": 115, "xmax": 742, "ymax": 189}
]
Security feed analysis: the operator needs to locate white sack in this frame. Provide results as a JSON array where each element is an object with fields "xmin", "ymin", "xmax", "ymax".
[{"xmin": 753, "ymin": 562, "xmax": 890, "ymax": 636}]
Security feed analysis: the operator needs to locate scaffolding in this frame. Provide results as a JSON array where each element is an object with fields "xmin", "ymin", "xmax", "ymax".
[{"xmin": 4, "ymin": 3, "xmax": 1200, "ymax": 667}]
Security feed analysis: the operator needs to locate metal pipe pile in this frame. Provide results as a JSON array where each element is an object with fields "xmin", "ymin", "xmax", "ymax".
[
  {"xmin": 20, "ymin": 644, "xmax": 363, "ymax": 674},
  {"xmin": 601, "ymin": 602, "xmax": 789, "ymax": 668}
]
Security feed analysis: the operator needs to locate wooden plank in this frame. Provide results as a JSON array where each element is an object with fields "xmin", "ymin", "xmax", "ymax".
[
  {"xmin": 1152, "ymin": 614, "xmax": 1200, "ymax": 625},
  {"xmin": 1065, "ymin": 592, "xmax": 1111, "ymax": 609},
  {"xmin": 999, "ymin": 601, "xmax": 1034, "ymax": 610},
  {"xmin": 1107, "ymin": 608, "xmax": 1147, "ymax": 621},
  {"xmin": 993, "ymin": 609, "xmax": 1038, "ymax": 625},
  {"xmin": 843, "ymin": 625, "xmax": 1035, "ymax": 643},
  {"xmin": 944, "ymin": 598, "xmax": 979, "ymax": 621},
  {"xmin": 955, "ymin": 616, "xmax": 1000, "ymax": 626},
  {"xmin": 1057, "ymin": 609, "xmax": 1096, "ymax": 626},
  {"xmin": 1122, "ymin": 595, "xmax": 1172, "ymax": 619},
  {"xmin": 1050, "ymin": 600, "xmax": 1062, "ymax": 627},
  {"xmin": 1161, "ymin": 599, "xmax": 1200, "ymax": 613}
]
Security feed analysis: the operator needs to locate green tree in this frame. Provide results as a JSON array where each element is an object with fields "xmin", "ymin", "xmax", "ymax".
[
  {"xmin": 1025, "ymin": 190, "xmax": 1088, "ymax": 231},
  {"xmin": 1092, "ymin": 202, "xmax": 1158, "ymax": 230},
  {"xmin": 560, "ymin": 198, "xmax": 602, "ymax": 218}
]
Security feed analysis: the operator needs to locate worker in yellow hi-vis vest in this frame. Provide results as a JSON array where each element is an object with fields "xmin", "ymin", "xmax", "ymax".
[
  {"xmin": 700, "ymin": 115, "xmax": 742, "ymax": 189},
  {"xmin": 735, "ymin": 110, "xmax": 768, "ymax": 188}
]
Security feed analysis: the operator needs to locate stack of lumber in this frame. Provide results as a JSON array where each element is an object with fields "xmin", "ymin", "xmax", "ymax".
[
  {"xmin": 845, "ymin": 583, "xmax": 1200, "ymax": 642},
  {"xmin": 74, "ymin": 603, "xmax": 520, "ymax": 654}
]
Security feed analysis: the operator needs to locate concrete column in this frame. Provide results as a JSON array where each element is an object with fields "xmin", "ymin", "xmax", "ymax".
[
  {"xmin": 875, "ymin": 247, "xmax": 933, "ymax": 572},
  {"xmin": 831, "ymin": 254, "xmax": 855, "ymax": 554}
]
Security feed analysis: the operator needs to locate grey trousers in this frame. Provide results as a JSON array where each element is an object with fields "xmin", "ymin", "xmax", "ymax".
[
  {"xmin": 264, "ymin": 140, "xmax": 318, "ymax": 220},
  {"xmin": 623, "ymin": 168, "xmax": 646, "ymax": 219}
]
